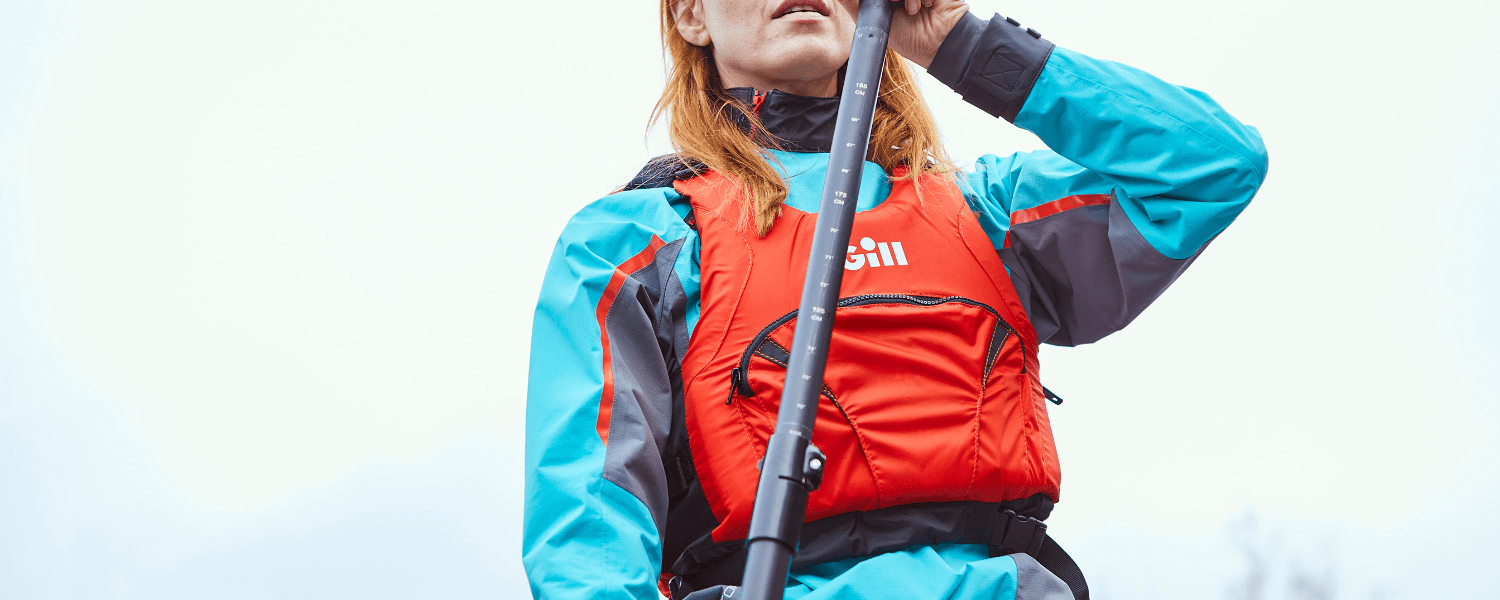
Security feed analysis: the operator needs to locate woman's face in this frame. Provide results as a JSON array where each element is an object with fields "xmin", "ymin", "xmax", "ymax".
[{"xmin": 675, "ymin": 0, "xmax": 859, "ymax": 97}]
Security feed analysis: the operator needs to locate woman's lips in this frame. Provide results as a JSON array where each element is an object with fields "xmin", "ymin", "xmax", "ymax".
[{"xmin": 773, "ymin": 0, "xmax": 830, "ymax": 19}]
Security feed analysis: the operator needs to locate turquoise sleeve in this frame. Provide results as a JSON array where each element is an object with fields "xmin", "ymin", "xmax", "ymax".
[
  {"xmin": 962, "ymin": 46, "xmax": 1268, "ymax": 260},
  {"xmin": 524, "ymin": 188, "xmax": 695, "ymax": 600}
]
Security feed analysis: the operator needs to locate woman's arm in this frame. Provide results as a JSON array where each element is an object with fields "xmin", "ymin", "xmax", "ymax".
[
  {"xmin": 929, "ymin": 12, "xmax": 1269, "ymax": 346},
  {"xmin": 525, "ymin": 188, "xmax": 698, "ymax": 600}
]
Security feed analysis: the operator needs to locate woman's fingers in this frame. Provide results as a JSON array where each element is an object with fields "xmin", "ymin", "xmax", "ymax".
[{"xmin": 891, "ymin": 0, "xmax": 939, "ymax": 17}]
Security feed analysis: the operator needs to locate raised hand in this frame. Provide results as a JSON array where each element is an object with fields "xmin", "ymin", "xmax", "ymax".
[{"xmin": 886, "ymin": 0, "xmax": 968, "ymax": 68}]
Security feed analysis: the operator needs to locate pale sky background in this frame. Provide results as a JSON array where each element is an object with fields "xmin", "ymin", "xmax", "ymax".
[{"xmin": 1, "ymin": 0, "xmax": 1497, "ymax": 599}]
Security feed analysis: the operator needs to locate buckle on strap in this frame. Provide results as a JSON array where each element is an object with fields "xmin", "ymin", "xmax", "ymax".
[
  {"xmin": 668, "ymin": 575, "xmax": 690, "ymax": 600},
  {"xmin": 990, "ymin": 509, "xmax": 1048, "ymax": 556}
]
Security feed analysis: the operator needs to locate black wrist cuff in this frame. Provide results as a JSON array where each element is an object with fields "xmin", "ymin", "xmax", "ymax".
[{"xmin": 926, "ymin": 12, "xmax": 1056, "ymax": 122}]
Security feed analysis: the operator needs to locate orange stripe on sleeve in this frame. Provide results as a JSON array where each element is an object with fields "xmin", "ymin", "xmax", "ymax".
[
  {"xmin": 1003, "ymin": 193, "xmax": 1114, "ymax": 247},
  {"xmin": 594, "ymin": 235, "xmax": 668, "ymax": 446}
]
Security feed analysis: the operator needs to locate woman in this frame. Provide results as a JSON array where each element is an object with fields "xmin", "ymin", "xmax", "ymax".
[{"xmin": 525, "ymin": 1, "xmax": 1267, "ymax": 599}]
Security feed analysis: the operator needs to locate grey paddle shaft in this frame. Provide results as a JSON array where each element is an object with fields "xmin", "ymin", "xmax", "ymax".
[{"xmin": 737, "ymin": 2, "xmax": 895, "ymax": 599}]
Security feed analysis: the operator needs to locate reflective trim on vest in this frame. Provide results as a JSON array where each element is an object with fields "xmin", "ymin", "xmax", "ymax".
[{"xmin": 674, "ymin": 169, "xmax": 1060, "ymax": 546}]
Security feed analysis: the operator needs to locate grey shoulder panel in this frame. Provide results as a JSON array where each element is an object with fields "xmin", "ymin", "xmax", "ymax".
[
  {"xmin": 1000, "ymin": 196, "xmax": 1205, "ymax": 346},
  {"xmin": 1013, "ymin": 554, "xmax": 1076, "ymax": 600},
  {"xmin": 601, "ymin": 237, "xmax": 691, "ymax": 542}
]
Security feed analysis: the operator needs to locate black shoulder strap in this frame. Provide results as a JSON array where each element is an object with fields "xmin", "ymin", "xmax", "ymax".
[{"xmin": 623, "ymin": 154, "xmax": 705, "ymax": 192}]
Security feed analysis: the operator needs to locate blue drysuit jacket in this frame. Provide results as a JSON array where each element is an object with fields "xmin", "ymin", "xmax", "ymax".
[{"xmin": 525, "ymin": 11, "xmax": 1267, "ymax": 600}]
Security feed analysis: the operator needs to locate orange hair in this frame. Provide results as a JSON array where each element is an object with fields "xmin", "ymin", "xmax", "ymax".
[{"xmin": 651, "ymin": 0, "xmax": 954, "ymax": 236}]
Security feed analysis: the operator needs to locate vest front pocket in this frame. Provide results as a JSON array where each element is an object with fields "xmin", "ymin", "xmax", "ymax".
[{"xmin": 727, "ymin": 294, "xmax": 1026, "ymax": 514}]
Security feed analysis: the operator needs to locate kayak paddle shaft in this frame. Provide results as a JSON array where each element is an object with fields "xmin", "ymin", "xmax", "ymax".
[{"xmin": 737, "ymin": 2, "xmax": 896, "ymax": 599}]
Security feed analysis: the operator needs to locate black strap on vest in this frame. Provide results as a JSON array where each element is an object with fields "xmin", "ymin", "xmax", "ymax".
[
  {"xmin": 980, "ymin": 510, "xmax": 1089, "ymax": 600},
  {"xmin": 668, "ymin": 508, "xmax": 1088, "ymax": 600},
  {"xmin": 622, "ymin": 154, "xmax": 704, "ymax": 192},
  {"xmin": 665, "ymin": 453, "xmax": 697, "ymax": 501},
  {"xmin": 1034, "ymin": 536, "xmax": 1090, "ymax": 600}
]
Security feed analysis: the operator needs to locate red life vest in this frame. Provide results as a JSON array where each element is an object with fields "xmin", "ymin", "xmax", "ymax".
[{"xmin": 675, "ymin": 167, "xmax": 1063, "ymax": 547}]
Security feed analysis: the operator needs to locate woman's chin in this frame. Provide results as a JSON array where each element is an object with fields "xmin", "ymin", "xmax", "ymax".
[{"xmin": 761, "ymin": 44, "xmax": 848, "ymax": 83}]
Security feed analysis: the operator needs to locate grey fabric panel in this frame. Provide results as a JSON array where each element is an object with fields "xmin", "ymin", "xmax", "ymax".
[
  {"xmin": 999, "ymin": 197, "xmax": 1204, "ymax": 346},
  {"xmin": 602, "ymin": 238, "xmax": 689, "ymax": 544},
  {"xmin": 681, "ymin": 585, "xmax": 737, "ymax": 600},
  {"xmin": 661, "ymin": 253, "xmax": 693, "ymax": 374},
  {"xmin": 1014, "ymin": 554, "xmax": 1076, "ymax": 600}
]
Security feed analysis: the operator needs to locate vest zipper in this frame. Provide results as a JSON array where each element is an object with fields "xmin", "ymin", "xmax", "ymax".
[{"xmin": 728, "ymin": 294, "xmax": 1020, "ymax": 403}]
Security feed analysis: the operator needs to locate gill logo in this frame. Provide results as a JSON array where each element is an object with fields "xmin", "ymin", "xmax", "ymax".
[{"xmin": 845, "ymin": 237, "xmax": 908, "ymax": 270}]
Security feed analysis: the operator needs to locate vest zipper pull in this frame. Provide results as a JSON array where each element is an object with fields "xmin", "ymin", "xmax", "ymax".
[
  {"xmin": 728, "ymin": 367, "xmax": 751, "ymax": 404},
  {"xmin": 1042, "ymin": 386, "xmax": 1063, "ymax": 405}
]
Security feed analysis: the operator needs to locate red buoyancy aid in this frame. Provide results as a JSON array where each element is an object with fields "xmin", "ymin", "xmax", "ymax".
[{"xmin": 675, "ymin": 167, "xmax": 1062, "ymax": 546}]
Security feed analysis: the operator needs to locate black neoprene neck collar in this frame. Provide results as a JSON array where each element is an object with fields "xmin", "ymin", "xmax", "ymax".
[{"xmin": 726, "ymin": 87, "xmax": 839, "ymax": 153}]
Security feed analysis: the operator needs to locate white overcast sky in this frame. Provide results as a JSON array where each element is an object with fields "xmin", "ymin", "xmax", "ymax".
[{"xmin": 2, "ymin": 0, "xmax": 1497, "ymax": 598}]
